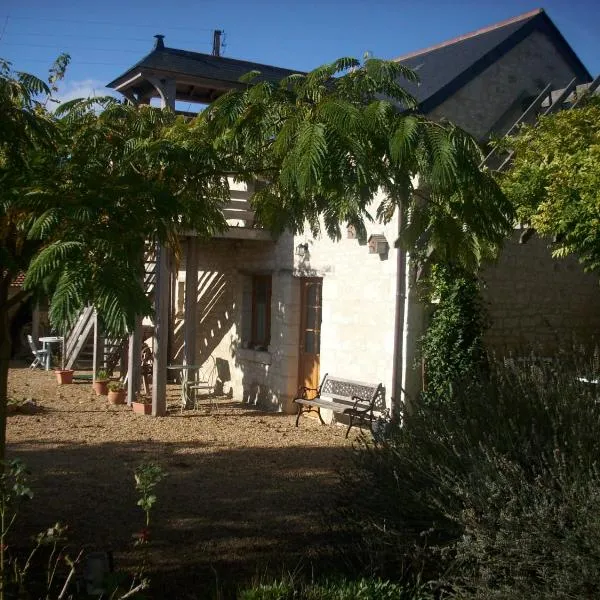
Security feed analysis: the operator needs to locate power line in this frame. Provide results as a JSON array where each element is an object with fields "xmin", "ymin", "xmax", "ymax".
[
  {"xmin": 0, "ymin": 16, "xmax": 8, "ymax": 42},
  {"xmin": 0, "ymin": 41, "xmax": 212, "ymax": 53},
  {"xmin": 1, "ymin": 57, "xmax": 131, "ymax": 66},
  {"xmin": 0, "ymin": 14, "xmax": 216, "ymax": 32},
  {"xmin": 2, "ymin": 31, "xmax": 204, "ymax": 45}
]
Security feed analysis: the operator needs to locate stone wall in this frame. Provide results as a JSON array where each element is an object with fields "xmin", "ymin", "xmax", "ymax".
[
  {"xmin": 175, "ymin": 233, "xmax": 301, "ymax": 412},
  {"xmin": 481, "ymin": 231, "xmax": 600, "ymax": 355},
  {"xmin": 296, "ymin": 203, "xmax": 400, "ymax": 410},
  {"xmin": 429, "ymin": 30, "xmax": 579, "ymax": 140}
]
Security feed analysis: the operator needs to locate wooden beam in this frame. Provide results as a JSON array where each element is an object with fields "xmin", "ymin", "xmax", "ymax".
[
  {"xmin": 152, "ymin": 244, "xmax": 169, "ymax": 416},
  {"xmin": 92, "ymin": 310, "xmax": 99, "ymax": 379},
  {"xmin": 183, "ymin": 237, "xmax": 198, "ymax": 365},
  {"xmin": 127, "ymin": 318, "xmax": 142, "ymax": 406}
]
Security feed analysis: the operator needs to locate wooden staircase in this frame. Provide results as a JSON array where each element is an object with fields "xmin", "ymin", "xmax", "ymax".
[
  {"xmin": 483, "ymin": 75, "xmax": 600, "ymax": 172},
  {"xmin": 63, "ymin": 243, "xmax": 158, "ymax": 372}
]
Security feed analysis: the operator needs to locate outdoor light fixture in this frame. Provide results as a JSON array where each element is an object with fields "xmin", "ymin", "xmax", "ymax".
[
  {"xmin": 295, "ymin": 242, "xmax": 309, "ymax": 257},
  {"xmin": 368, "ymin": 234, "xmax": 389, "ymax": 255}
]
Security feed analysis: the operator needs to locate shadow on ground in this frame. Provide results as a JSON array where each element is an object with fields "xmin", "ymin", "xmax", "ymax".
[{"xmin": 8, "ymin": 439, "xmax": 356, "ymax": 599}]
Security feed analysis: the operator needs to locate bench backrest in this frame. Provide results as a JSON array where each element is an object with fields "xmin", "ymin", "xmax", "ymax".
[{"xmin": 319, "ymin": 374, "xmax": 383, "ymax": 409}]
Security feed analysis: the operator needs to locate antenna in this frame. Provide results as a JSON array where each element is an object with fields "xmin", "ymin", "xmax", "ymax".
[{"xmin": 212, "ymin": 29, "xmax": 223, "ymax": 56}]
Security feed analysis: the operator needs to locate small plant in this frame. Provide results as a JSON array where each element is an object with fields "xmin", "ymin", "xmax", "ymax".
[
  {"xmin": 95, "ymin": 369, "xmax": 109, "ymax": 381},
  {"xmin": 107, "ymin": 381, "xmax": 124, "ymax": 392},
  {"xmin": 134, "ymin": 462, "xmax": 165, "ymax": 539}
]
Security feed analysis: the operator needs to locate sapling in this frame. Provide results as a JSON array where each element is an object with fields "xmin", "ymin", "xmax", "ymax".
[{"xmin": 134, "ymin": 462, "xmax": 165, "ymax": 538}]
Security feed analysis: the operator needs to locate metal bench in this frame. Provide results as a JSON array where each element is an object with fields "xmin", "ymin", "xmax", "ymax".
[{"xmin": 293, "ymin": 373, "xmax": 385, "ymax": 438}]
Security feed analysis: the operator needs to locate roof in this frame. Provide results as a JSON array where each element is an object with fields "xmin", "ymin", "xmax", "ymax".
[
  {"xmin": 10, "ymin": 272, "xmax": 25, "ymax": 288},
  {"xmin": 393, "ymin": 8, "xmax": 592, "ymax": 113},
  {"xmin": 106, "ymin": 39, "xmax": 302, "ymax": 100}
]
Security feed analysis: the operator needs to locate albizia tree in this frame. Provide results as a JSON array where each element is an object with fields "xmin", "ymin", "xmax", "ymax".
[{"xmin": 1, "ymin": 56, "xmax": 513, "ymax": 459}]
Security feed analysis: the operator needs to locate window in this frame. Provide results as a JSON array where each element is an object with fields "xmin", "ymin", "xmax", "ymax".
[{"xmin": 250, "ymin": 275, "xmax": 271, "ymax": 350}]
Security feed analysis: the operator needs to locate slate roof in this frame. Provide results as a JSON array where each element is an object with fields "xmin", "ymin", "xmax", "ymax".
[
  {"xmin": 107, "ymin": 43, "xmax": 302, "ymax": 91},
  {"xmin": 393, "ymin": 8, "xmax": 592, "ymax": 113}
]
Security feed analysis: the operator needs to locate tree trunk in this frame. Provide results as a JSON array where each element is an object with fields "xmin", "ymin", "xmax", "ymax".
[{"xmin": 0, "ymin": 278, "xmax": 12, "ymax": 462}]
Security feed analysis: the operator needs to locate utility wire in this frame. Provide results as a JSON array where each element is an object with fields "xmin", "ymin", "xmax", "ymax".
[
  {"xmin": 2, "ymin": 31, "xmax": 205, "ymax": 45},
  {"xmin": 0, "ymin": 16, "xmax": 8, "ymax": 42},
  {"xmin": 0, "ymin": 14, "xmax": 215, "ymax": 31},
  {"xmin": 0, "ymin": 41, "xmax": 212, "ymax": 53}
]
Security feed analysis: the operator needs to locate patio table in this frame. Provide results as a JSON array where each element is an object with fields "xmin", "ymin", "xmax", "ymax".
[
  {"xmin": 38, "ymin": 336, "xmax": 64, "ymax": 371},
  {"xmin": 167, "ymin": 364, "xmax": 203, "ymax": 410}
]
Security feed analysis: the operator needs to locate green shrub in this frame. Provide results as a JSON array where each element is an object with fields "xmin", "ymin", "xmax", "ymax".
[{"xmin": 338, "ymin": 357, "xmax": 600, "ymax": 598}]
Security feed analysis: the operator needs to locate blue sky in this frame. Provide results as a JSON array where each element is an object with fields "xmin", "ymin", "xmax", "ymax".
[{"xmin": 1, "ymin": 0, "xmax": 598, "ymax": 103}]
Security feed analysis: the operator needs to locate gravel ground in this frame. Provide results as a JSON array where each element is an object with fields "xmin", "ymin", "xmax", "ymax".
[{"xmin": 6, "ymin": 364, "xmax": 358, "ymax": 598}]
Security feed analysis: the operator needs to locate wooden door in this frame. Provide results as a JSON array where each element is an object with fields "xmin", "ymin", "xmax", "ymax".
[{"xmin": 298, "ymin": 278, "xmax": 322, "ymax": 398}]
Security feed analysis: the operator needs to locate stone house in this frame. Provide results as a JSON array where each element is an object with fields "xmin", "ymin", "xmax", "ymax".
[{"xmin": 107, "ymin": 8, "xmax": 600, "ymax": 415}]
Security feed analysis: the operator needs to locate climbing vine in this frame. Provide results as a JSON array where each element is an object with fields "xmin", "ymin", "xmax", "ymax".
[{"xmin": 419, "ymin": 263, "xmax": 488, "ymax": 403}]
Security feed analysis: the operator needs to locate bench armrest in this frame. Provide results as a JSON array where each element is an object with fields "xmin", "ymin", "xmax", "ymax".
[
  {"xmin": 349, "ymin": 395, "xmax": 373, "ymax": 414},
  {"xmin": 295, "ymin": 385, "xmax": 319, "ymax": 400}
]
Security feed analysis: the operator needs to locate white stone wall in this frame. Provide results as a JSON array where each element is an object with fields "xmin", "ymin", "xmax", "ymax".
[
  {"xmin": 293, "ymin": 203, "xmax": 400, "ymax": 410},
  {"xmin": 175, "ymin": 232, "xmax": 302, "ymax": 412}
]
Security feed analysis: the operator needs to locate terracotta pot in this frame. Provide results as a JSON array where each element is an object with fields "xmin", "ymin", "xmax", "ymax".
[
  {"xmin": 93, "ymin": 380, "xmax": 109, "ymax": 396},
  {"xmin": 107, "ymin": 389, "xmax": 126, "ymax": 405},
  {"xmin": 55, "ymin": 369, "xmax": 74, "ymax": 385},
  {"xmin": 132, "ymin": 401, "xmax": 152, "ymax": 415}
]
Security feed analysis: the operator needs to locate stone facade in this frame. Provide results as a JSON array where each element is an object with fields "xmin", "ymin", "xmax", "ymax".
[
  {"xmin": 429, "ymin": 30, "xmax": 578, "ymax": 140},
  {"xmin": 170, "ymin": 24, "xmax": 600, "ymax": 414},
  {"xmin": 481, "ymin": 232, "xmax": 600, "ymax": 355},
  {"xmin": 174, "ymin": 231, "xmax": 304, "ymax": 413},
  {"xmin": 174, "ymin": 207, "xmax": 401, "ymax": 413},
  {"xmin": 295, "ymin": 206, "xmax": 400, "ymax": 411}
]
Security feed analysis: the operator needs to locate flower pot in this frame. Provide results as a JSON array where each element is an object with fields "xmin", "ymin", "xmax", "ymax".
[
  {"xmin": 55, "ymin": 369, "xmax": 74, "ymax": 385},
  {"xmin": 132, "ymin": 401, "xmax": 152, "ymax": 415},
  {"xmin": 108, "ymin": 389, "xmax": 126, "ymax": 405},
  {"xmin": 93, "ymin": 380, "xmax": 109, "ymax": 396}
]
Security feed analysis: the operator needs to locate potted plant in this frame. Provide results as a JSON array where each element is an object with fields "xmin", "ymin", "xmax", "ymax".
[
  {"xmin": 93, "ymin": 369, "xmax": 110, "ymax": 396},
  {"xmin": 107, "ymin": 381, "xmax": 126, "ymax": 405},
  {"xmin": 55, "ymin": 369, "xmax": 74, "ymax": 385},
  {"xmin": 132, "ymin": 393, "xmax": 152, "ymax": 415}
]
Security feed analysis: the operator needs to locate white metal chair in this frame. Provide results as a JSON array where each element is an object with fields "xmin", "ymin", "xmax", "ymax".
[
  {"xmin": 27, "ymin": 335, "xmax": 49, "ymax": 370},
  {"xmin": 186, "ymin": 357, "xmax": 217, "ymax": 410}
]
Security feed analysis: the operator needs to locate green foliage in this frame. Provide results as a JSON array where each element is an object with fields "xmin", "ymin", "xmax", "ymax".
[
  {"xmin": 107, "ymin": 380, "xmax": 124, "ymax": 392},
  {"xmin": 339, "ymin": 357, "xmax": 600, "ymax": 598},
  {"xmin": 419, "ymin": 264, "xmax": 488, "ymax": 403},
  {"xmin": 134, "ymin": 462, "xmax": 165, "ymax": 529},
  {"xmin": 23, "ymin": 99, "xmax": 230, "ymax": 337},
  {"xmin": 0, "ymin": 460, "xmax": 157, "ymax": 599},
  {"xmin": 95, "ymin": 369, "xmax": 109, "ymax": 381},
  {"xmin": 498, "ymin": 95, "xmax": 600, "ymax": 274},
  {"xmin": 238, "ymin": 577, "xmax": 431, "ymax": 600},
  {"xmin": 206, "ymin": 56, "xmax": 513, "ymax": 271}
]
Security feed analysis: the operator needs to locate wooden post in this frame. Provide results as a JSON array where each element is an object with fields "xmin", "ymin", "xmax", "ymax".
[
  {"xmin": 183, "ymin": 236, "xmax": 198, "ymax": 365},
  {"xmin": 127, "ymin": 318, "xmax": 142, "ymax": 406},
  {"xmin": 152, "ymin": 244, "xmax": 169, "ymax": 416},
  {"xmin": 92, "ymin": 310, "xmax": 99, "ymax": 380},
  {"xmin": 31, "ymin": 303, "xmax": 40, "ymax": 344}
]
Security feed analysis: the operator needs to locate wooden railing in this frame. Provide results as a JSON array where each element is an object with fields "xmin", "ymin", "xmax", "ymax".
[{"xmin": 222, "ymin": 188, "xmax": 255, "ymax": 228}]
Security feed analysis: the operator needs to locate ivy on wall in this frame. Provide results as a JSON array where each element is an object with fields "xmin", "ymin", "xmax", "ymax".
[{"xmin": 419, "ymin": 264, "xmax": 488, "ymax": 403}]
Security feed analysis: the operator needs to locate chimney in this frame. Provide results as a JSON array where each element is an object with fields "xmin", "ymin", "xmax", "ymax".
[
  {"xmin": 154, "ymin": 34, "xmax": 165, "ymax": 50},
  {"xmin": 212, "ymin": 30, "xmax": 222, "ymax": 57}
]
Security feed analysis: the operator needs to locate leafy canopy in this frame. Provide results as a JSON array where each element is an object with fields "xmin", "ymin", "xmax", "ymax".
[
  {"xmin": 499, "ymin": 96, "xmax": 600, "ymax": 273},
  {"xmin": 205, "ymin": 56, "xmax": 514, "ymax": 271}
]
